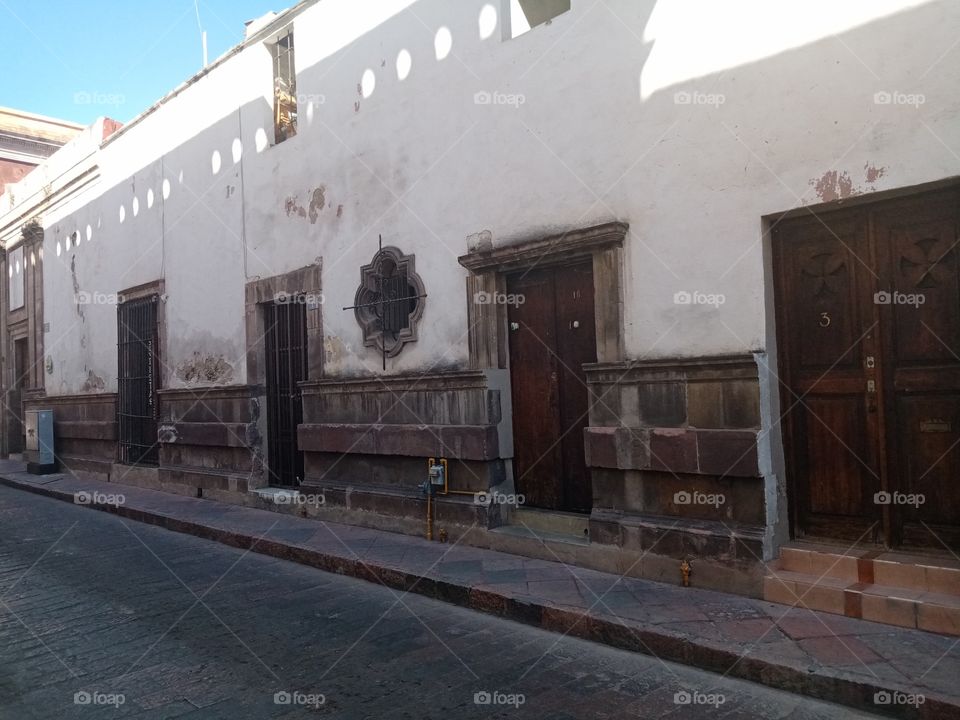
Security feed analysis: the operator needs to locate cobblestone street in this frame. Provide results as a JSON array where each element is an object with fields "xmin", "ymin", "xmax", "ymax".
[{"xmin": 0, "ymin": 486, "xmax": 885, "ymax": 719}]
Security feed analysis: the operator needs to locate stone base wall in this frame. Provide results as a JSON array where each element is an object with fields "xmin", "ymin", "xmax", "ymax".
[
  {"xmin": 156, "ymin": 385, "xmax": 262, "ymax": 497},
  {"xmin": 582, "ymin": 355, "xmax": 767, "ymax": 591},
  {"xmin": 25, "ymin": 385, "xmax": 262, "ymax": 497},
  {"xmin": 297, "ymin": 369, "xmax": 512, "ymax": 529},
  {"xmin": 24, "ymin": 357, "xmax": 770, "ymax": 597},
  {"xmin": 24, "ymin": 392, "xmax": 117, "ymax": 481}
]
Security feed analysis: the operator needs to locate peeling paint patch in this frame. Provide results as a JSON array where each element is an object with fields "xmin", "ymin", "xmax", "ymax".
[
  {"xmin": 810, "ymin": 170, "xmax": 854, "ymax": 203},
  {"xmin": 284, "ymin": 196, "xmax": 301, "ymax": 217},
  {"xmin": 864, "ymin": 163, "xmax": 886, "ymax": 184},
  {"xmin": 809, "ymin": 164, "xmax": 888, "ymax": 203},
  {"xmin": 284, "ymin": 196, "xmax": 307, "ymax": 218},
  {"xmin": 175, "ymin": 352, "xmax": 235, "ymax": 385},
  {"xmin": 286, "ymin": 189, "xmax": 327, "ymax": 223},
  {"xmin": 70, "ymin": 256, "xmax": 84, "ymax": 320},
  {"xmin": 158, "ymin": 424, "xmax": 178, "ymax": 444},
  {"xmin": 81, "ymin": 370, "xmax": 105, "ymax": 392},
  {"xmin": 246, "ymin": 397, "xmax": 264, "ymax": 480},
  {"xmin": 324, "ymin": 335, "xmax": 349, "ymax": 367},
  {"xmin": 283, "ymin": 185, "xmax": 326, "ymax": 225},
  {"xmin": 308, "ymin": 187, "xmax": 326, "ymax": 223}
]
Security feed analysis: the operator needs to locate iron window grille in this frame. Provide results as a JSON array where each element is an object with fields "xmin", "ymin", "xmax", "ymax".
[
  {"xmin": 117, "ymin": 295, "xmax": 160, "ymax": 466},
  {"xmin": 264, "ymin": 299, "xmax": 307, "ymax": 486},
  {"xmin": 272, "ymin": 31, "xmax": 297, "ymax": 143},
  {"xmin": 346, "ymin": 237, "xmax": 426, "ymax": 369}
]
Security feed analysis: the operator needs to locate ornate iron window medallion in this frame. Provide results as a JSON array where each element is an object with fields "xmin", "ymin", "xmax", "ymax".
[{"xmin": 346, "ymin": 238, "xmax": 426, "ymax": 369}]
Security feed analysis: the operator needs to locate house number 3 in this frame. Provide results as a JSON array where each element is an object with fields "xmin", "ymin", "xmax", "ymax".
[{"xmin": 819, "ymin": 312, "xmax": 831, "ymax": 327}]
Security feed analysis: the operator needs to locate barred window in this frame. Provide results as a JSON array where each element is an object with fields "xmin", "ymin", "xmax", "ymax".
[
  {"xmin": 8, "ymin": 245, "xmax": 24, "ymax": 311},
  {"xmin": 271, "ymin": 31, "xmax": 297, "ymax": 143}
]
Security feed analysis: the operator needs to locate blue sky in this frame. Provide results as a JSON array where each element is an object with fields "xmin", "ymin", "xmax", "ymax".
[{"xmin": 1, "ymin": 0, "xmax": 279, "ymax": 125}]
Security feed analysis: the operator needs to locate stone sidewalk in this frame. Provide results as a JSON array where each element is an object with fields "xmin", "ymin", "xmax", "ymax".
[{"xmin": 0, "ymin": 462, "xmax": 956, "ymax": 720}]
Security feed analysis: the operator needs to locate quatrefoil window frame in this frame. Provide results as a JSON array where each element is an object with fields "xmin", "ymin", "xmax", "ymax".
[{"xmin": 353, "ymin": 246, "xmax": 426, "ymax": 358}]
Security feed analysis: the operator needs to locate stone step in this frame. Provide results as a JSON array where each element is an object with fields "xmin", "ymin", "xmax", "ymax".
[
  {"xmin": 764, "ymin": 567, "xmax": 960, "ymax": 635},
  {"xmin": 777, "ymin": 542, "xmax": 960, "ymax": 595},
  {"xmin": 489, "ymin": 524, "xmax": 590, "ymax": 547},
  {"xmin": 506, "ymin": 506, "xmax": 590, "ymax": 540}
]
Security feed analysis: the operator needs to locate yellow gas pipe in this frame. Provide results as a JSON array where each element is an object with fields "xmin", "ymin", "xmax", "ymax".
[
  {"xmin": 426, "ymin": 491, "xmax": 433, "ymax": 541},
  {"xmin": 425, "ymin": 458, "xmax": 479, "ymax": 540}
]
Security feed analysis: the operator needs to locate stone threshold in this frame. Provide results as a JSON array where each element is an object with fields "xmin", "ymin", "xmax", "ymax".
[
  {"xmin": 490, "ymin": 524, "xmax": 591, "ymax": 547},
  {"xmin": 0, "ymin": 466, "xmax": 957, "ymax": 719}
]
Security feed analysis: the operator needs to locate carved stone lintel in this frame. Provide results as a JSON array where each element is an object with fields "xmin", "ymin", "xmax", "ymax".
[
  {"xmin": 457, "ymin": 221, "xmax": 627, "ymax": 274},
  {"xmin": 459, "ymin": 222, "xmax": 628, "ymax": 369}
]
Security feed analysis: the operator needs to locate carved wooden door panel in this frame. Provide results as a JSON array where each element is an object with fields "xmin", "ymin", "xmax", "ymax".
[
  {"xmin": 507, "ymin": 262, "xmax": 596, "ymax": 512},
  {"xmin": 774, "ymin": 209, "xmax": 883, "ymax": 542},
  {"xmin": 554, "ymin": 262, "xmax": 597, "ymax": 513},
  {"xmin": 775, "ymin": 187, "xmax": 960, "ymax": 549},
  {"xmin": 875, "ymin": 190, "xmax": 960, "ymax": 549},
  {"xmin": 507, "ymin": 270, "xmax": 563, "ymax": 509}
]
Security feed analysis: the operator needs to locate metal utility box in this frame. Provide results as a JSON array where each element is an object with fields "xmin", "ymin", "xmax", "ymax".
[{"xmin": 25, "ymin": 409, "xmax": 56, "ymax": 474}]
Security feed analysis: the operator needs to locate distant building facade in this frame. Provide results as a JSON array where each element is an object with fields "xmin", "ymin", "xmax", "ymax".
[{"xmin": 0, "ymin": 108, "xmax": 82, "ymax": 197}]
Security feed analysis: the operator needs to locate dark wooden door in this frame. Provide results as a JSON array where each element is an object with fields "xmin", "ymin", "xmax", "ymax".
[
  {"xmin": 265, "ymin": 301, "xmax": 307, "ymax": 486},
  {"xmin": 774, "ymin": 209, "xmax": 883, "ymax": 542},
  {"xmin": 875, "ymin": 191, "xmax": 960, "ymax": 549},
  {"xmin": 8, "ymin": 338, "xmax": 28, "ymax": 453},
  {"xmin": 507, "ymin": 262, "xmax": 596, "ymax": 512},
  {"xmin": 774, "ymin": 187, "xmax": 960, "ymax": 549}
]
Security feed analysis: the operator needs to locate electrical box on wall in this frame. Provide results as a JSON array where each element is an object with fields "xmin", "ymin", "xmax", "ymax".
[{"xmin": 25, "ymin": 409, "xmax": 57, "ymax": 475}]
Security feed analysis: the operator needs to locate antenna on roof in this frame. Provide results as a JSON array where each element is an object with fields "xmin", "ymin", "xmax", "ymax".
[{"xmin": 194, "ymin": 0, "xmax": 208, "ymax": 67}]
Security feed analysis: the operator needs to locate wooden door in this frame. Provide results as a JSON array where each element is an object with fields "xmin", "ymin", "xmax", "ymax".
[
  {"xmin": 507, "ymin": 262, "xmax": 596, "ymax": 512},
  {"xmin": 554, "ymin": 263, "xmax": 597, "ymax": 512},
  {"xmin": 775, "ymin": 187, "xmax": 960, "ymax": 549},
  {"xmin": 875, "ymin": 191, "xmax": 960, "ymax": 548},
  {"xmin": 774, "ymin": 209, "xmax": 883, "ymax": 542},
  {"xmin": 7, "ymin": 338, "xmax": 27, "ymax": 453}
]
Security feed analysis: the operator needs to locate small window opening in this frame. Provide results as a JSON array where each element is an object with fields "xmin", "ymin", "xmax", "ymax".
[
  {"xmin": 8, "ymin": 245, "xmax": 24, "ymax": 311},
  {"xmin": 272, "ymin": 31, "xmax": 297, "ymax": 143},
  {"xmin": 509, "ymin": 0, "xmax": 570, "ymax": 38}
]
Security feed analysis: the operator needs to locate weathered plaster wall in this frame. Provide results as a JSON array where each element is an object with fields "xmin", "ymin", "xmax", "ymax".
[
  {"xmin": 40, "ymin": 41, "xmax": 271, "ymax": 393},
  {"xmin": 36, "ymin": 0, "xmax": 960, "ymax": 394}
]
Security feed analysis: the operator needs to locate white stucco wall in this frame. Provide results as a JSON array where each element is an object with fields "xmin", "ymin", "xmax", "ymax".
[{"xmin": 33, "ymin": 0, "xmax": 960, "ymax": 394}]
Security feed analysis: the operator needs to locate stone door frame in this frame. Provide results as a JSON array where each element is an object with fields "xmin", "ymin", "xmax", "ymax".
[
  {"xmin": 243, "ymin": 262, "xmax": 323, "ymax": 488},
  {"xmin": 457, "ymin": 221, "xmax": 627, "ymax": 370}
]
